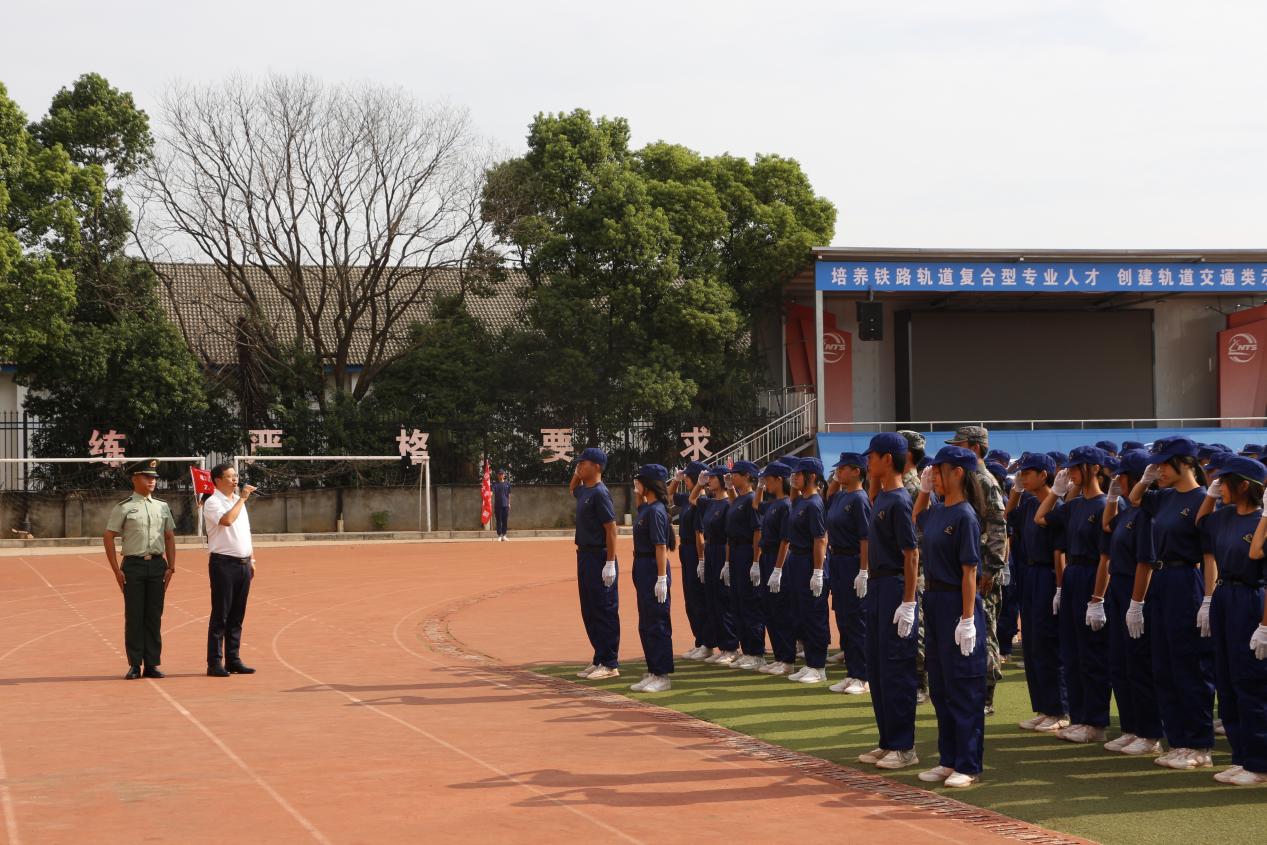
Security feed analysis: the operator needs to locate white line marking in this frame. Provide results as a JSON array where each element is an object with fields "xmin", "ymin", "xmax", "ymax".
[{"xmin": 0, "ymin": 739, "xmax": 19, "ymax": 845}]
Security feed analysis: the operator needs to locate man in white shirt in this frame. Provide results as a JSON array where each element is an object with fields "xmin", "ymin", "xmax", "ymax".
[{"xmin": 203, "ymin": 463, "xmax": 258, "ymax": 677}]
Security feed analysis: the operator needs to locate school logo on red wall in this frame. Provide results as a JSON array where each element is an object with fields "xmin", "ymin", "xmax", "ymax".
[{"xmin": 1227, "ymin": 332, "xmax": 1259, "ymax": 364}]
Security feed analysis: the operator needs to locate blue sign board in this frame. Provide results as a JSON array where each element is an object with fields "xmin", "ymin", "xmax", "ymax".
[{"xmin": 815, "ymin": 260, "xmax": 1267, "ymax": 293}]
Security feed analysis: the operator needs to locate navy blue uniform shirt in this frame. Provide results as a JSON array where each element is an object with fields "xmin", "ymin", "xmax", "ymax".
[
  {"xmin": 1046, "ymin": 494, "xmax": 1107, "ymax": 561},
  {"xmin": 866, "ymin": 487, "xmax": 917, "ymax": 575},
  {"xmin": 787, "ymin": 494, "xmax": 827, "ymax": 551},
  {"xmin": 674, "ymin": 492, "xmax": 695, "ymax": 542},
  {"xmin": 1015, "ymin": 494, "xmax": 1061, "ymax": 565},
  {"xmin": 1102, "ymin": 502, "xmax": 1155, "ymax": 578},
  {"xmin": 633, "ymin": 500, "xmax": 671, "ymax": 556},
  {"xmin": 492, "ymin": 481, "xmax": 511, "ymax": 509},
  {"xmin": 574, "ymin": 482, "xmax": 616, "ymax": 548},
  {"xmin": 1141, "ymin": 487, "xmax": 1207, "ymax": 564},
  {"xmin": 760, "ymin": 497, "xmax": 790, "ymax": 550},
  {"xmin": 916, "ymin": 501, "xmax": 982, "ymax": 584},
  {"xmin": 699, "ymin": 496, "xmax": 729, "ymax": 545},
  {"xmin": 826, "ymin": 488, "xmax": 871, "ymax": 554},
  {"xmin": 725, "ymin": 491, "xmax": 759, "ymax": 543},
  {"xmin": 1201, "ymin": 506, "xmax": 1265, "ymax": 583}
]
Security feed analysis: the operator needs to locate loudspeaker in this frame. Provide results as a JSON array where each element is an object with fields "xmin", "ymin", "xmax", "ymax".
[{"xmin": 857, "ymin": 301, "xmax": 883, "ymax": 341}]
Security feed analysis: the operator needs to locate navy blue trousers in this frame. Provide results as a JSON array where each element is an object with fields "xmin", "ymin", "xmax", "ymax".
[
  {"xmin": 576, "ymin": 549, "xmax": 619, "ymax": 668},
  {"xmin": 678, "ymin": 543, "xmax": 708, "ymax": 648},
  {"xmin": 494, "ymin": 505, "xmax": 509, "ymax": 535},
  {"xmin": 865, "ymin": 574, "xmax": 918, "ymax": 751},
  {"xmin": 1106, "ymin": 573, "xmax": 1162, "ymax": 738},
  {"xmin": 1211, "ymin": 583, "xmax": 1267, "ymax": 772},
  {"xmin": 925, "ymin": 590, "xmax": 986, "ymax": 775},
  {"xmin": 761, "ymin": 548, "xmax": 796, "ymax": 663},
  {"xmin": 632, "ymin": 555, "xmax": 674, "ymax": 676},
  {"xmin": 1058, "ymin": 563, "xmax": 1112, "ymax": 727},
  {"xmin": 784, "ymin": 552, "xmax": 830, "ymax": 669},
  {"xmin": 997, "ymin": 558, "xmax": 1022, "ymax": 656},
  {"xmin": 1151, "ymin": 566, "xmax": 1215, "ymax": 749},
  {"xmin": 703, "ymin": 543, "xmax": 738, "ymax": 651},
  {"xmin": 828, "ymin": 553, "xmax": 867, "ymax": 682},
  {"xmin": 729, "ymin": 542, "xmax": 765, "ymax": 655},
  {"xmin": 1022, "ymin": 564, "xmax": 1067, "ymax": 716}
]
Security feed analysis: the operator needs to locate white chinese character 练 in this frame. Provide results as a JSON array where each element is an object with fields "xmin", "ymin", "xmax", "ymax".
[
  {"xmin": 396, "ymin": 427, "xmax": 430, "ymax": 465},
  {"xmin": 540, "ymin": 428, "xmax": 574, "ymax": 464},
  {"xmin": 89, "ymin": 429, "xmax": 127, "ymax": 467},
  {"xmin": 679, "ymin": 426, "xmax": 714, "ymax": 461},
  {"xmin": 248, "ymin": 429, "xmax": 284, "ymax": 454}
]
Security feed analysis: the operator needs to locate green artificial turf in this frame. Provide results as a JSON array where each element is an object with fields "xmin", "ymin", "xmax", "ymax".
[{"xmin": 537, "ymin": 654, "xmax": 1264, "ymax": 845}]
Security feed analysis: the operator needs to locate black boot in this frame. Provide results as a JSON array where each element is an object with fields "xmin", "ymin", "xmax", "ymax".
[
  {"xmin": 125, "ymin": 665, "xmax": 141, "ymax": 680},
  {"xmin": 207, "ymin": 661, "xmax": 230, "ymax": 677},
  {"xmin": 226, "ymin": 660, "xmax": 256, "ymax": 674}
]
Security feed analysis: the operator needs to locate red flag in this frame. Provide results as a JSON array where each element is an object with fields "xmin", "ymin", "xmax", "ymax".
[
  {"xmin": 190, "ymin": 466, "xmax": 215, "ymax": 495},
  {"xmin": 480, "ymin": 459, "xmax": 493, "ymax": 527}
]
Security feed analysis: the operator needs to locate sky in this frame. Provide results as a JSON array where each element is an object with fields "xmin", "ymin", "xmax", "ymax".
[{"xmin": 6, "ymin": 0, "xmax": 1266, "ymax": 249}]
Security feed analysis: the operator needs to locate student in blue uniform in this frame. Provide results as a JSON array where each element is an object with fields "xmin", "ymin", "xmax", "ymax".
[
  {"xmin": 825, "ymin": 452, "xmax": 872, "ymax": 694},
  {"xmin": 1207, "ymin": 457, "xmax": 1267, "ymax": 785},
  {"xmin": 755, "ymin": 461, "xmax": 797, "ymax": 675},
  {"xmin": 857, "ymin": 433, "xmax": 921, "ymax": 770},
  {"xmin": 570, "ymin": 447, "xmax": 621, "ymax": 680},
  {"xmin": 693, "ymin": 466, "xmax": 739, "ymax": 665},
  {"xmin": 1008, "ymin": 452, "xmax": 1069, "ymax": 732},
  {"xmin": 1037, "ymin": 446, "xmax": 1111, "ymax": 744},
  {"xmin": 726, "ymin": 461, "xmax": 766, "ymax": 670},
  {"xmin": 1096, "ymin": 440, "xmax": 1120, "ymax": 458},
  {"xmin": 492, "ymin": 469, "xmax": 512, "ymax": 541},
  {"xmin": 630, "ymin": 464, "xmax": 675, "ymax": 693},
  {"xmin": 768, "ymin": 457, "xmax": 830, "ymax": 684},
  {"xmin": 672, "ymin": 461, "xmax": 712, "ymax": 660},
  {"xmin": 913, "ymin": 446, "xmax": 987, "ymax": 788},
  {"xmin": 986, "ymin": 461, "xmax": 1020, "ymax": 661},
  {"xmin": 1126, "ymin": 436, "xmax": 1215, "ymax": 770},
  {"xmin": 1093, "ymin": 449, "xmax": 1163, "ymax": 755}
]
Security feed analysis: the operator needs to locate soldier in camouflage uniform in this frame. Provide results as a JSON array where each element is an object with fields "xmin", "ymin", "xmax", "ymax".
[
  {"xmin": 946, "ymin": 425, "xmax": 1008, "ymax": 715},
  {"xmin": 896, "ymin": 430, "xmax": 929, "ymax": 702}
]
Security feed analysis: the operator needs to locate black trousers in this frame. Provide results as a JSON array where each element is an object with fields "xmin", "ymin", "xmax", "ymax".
[
  {"xmin": 207, "ymin": 553, "xmax": 253, "ymax": 663},
  {"xmin": 122, "ymin": 556, "xmax": 167, "ymax": 668},
  {"xmin": 494, "ymin": 505, "xmax": 509, "ymax": 535}
]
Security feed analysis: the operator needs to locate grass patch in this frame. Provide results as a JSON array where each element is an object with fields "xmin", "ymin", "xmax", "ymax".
[{"xmin": 537, "ymin": 653, "xmax": 1262, "ymax": 845}]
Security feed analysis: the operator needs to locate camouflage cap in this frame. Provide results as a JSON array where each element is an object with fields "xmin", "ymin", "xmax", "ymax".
[
  {"xmin": 945, "ymin": 425, "xmax": 989, "ymax": 447},
  {"xmin": 896, "ymin": 430, "xmax": 926, "ymax": 451}
]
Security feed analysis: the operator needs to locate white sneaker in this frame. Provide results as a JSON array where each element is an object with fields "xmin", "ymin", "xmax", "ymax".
[
  {"xmin": 680, "ymin": 646, "xmax": 703, "ymax": 660},
  {"xmin": 1034, "ymin": 715, "xmax": 1070, "ymax": 733},
  {"xmin": 1215, "ymin": 718, "xmax": 1226, "ymax": 737},
  {"xmin": 1018, "ymin": 714, "xmax": 1046, "ymax": 731},
  {"xmin": 943, "ymin": 772, "xmax": 978, "ymax": 788},
  {"xmin": 826, "ymin": 651, "xmax": 845, "ymax": 664},
  {"xmin": 1154, "ymin": 747, "xmax": 1186, "ymax": 767},
  {"xmin": 1121, "ymin": 737, "xmax": 1162, "ymax": 756},
  {"xmin": 734, "ymin": 655, "xmax": 759, "ymax": 670},
  {"xmin": 576, "ymin": 664, "xmax": 599, "ymax": 678},
  {"xmin": 1104, "ymin": 733, "xmax": 1138, "ymax": 752},
  {"xmin": 762, "ymin": 661, "xmax": 791, "ymax": 675},
  {"xmin": 713, "ymin": 650, "xmax": 739, "ymax": 666},
  {"xmin": 746, "ymin": 657, "xmax": 769, "ymax": 672},
  {"xmin": 858, "ymin": 747, "xmax": 886, "ymax": 764},
  {"xmin": 630, "ymin": 673, "xmax": 652, "ymax": 691},
  {"xmin": 844, "ymin": 678, "xmax": 870, "ymax": 695},
  {"xmin": 828, "ymin": 677, "xmax": 853, "ymax": 693},
  {"xmin": 641, "ymin": 675, "xmax": 672, "ymax": 693},
  {"xmin": 586, "ymin": 666, "xmax": 620, "ymax": 680},
  {"xmin": 694, "ymin": 647, "xmax": 717, "ymax": 661},
  {"xmin": 1215, "ymin": 765, "xmax": 1245, "ymax": 784},
  {"xmin": 787, "ymin": 666, "xmax": 809, "ymax": 681},
  {"xmin": 918, "ymin": 765, "xmax": 954, "ymax": 783},
  {"xmin": 1165, "ymin": 749, "xmax": 1213, "ymax": 770},
  {"xmin": 703, "ymin": 650, "xmax": 724, "ymax": 663},
  {"xmin": 796, "ymin": 667, "xmax": 825, "ymax": 684},
  {"xmin": 1229, "ymin": 768, "xmax": 1267, "ymax": 786},
  {"xmin": 1058, "ymin": 725, "xmax": 1105, "ymax": 744},
  {"xmin": 875, "ymin": 749, "xmax": 919, "ymax": 770}
]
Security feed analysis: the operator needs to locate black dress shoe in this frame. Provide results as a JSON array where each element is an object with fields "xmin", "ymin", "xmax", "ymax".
[
  {"xmin": 207, "ymin": 663, "xmax": 230, "ymax": 677},
  {"xmin": 125, "ymin": 666, "xmax": 141, "ymax": 680},
  {"xmin": 142, "ymin": 666, "xmax": 165, "ymax": 679},
  {"xmin": 226, "ymin": 661, "xmax": 256, "ymax": 674}
]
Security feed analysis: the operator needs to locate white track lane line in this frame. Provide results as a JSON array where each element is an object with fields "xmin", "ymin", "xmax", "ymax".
[{"xmin": 270, "ymin": 582, "xmax": 646, "ymax": 845}]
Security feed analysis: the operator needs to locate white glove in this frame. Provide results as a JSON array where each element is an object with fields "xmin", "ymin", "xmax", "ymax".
[
  {"xmin": 721, "ymin": 562, "xmax": 730, "ymax": 586},
  {"xmin": 1052, "ymin": 586, "xmax": 1062, "ymax": 615},
  {"xmin": 654, "ymin": 575, "xmax": 668, "ymax": 603},
  {"xmin": 1106, "ymin": 475, "xmax": 1120, "ymax": 498},
  {"xmin": 1141, "ymin": 464, "xmax": 1160, "ymax": 486},
  {"xmin": 1001, "ymin": 564, "xmax": 1012, "ymax": 587},
  {"xmin": 1197, "ymin": 595, "xmax": 1212, "ymax": 637},
  {"xmin": 894, "ymin": 600, "xmax": 917, "ymax": 638},
  {"xmin": 854, "ymin": 568, "xmax": 868, "ymax": 598},
  {"xmin": 1206, "ymin": 479, "xmax": 1224, "ymax": 500},
  {"xmin": 1052, "ymin": 469, "xmax": 1071, "ymax": 498},
  {"xmin": 750, "ymin": 561, "xmax": 761, "ymax": 586},
  {"xmin": 697, "ymin": 559, "xmax": 705, "ymax": 581},
  {"xmin": 810, "ymin": 568, "xmax": 824, "ymax": 597},
  {"xmin": 767, "ymin": 567, "xmax": 782, "ymax": 593},
  {"xmin": 1127, "ymin": 599, "xmax": 1146, "ymax": 638},
  {"xmin": 920, "ymin": 466, "xmax": 935, "ymax": 494},
  {"xmin": 602, "ymin": 561, "xmax": 616, "ymax": 588},
  {"xmin": 1086, "ymin": 599, "xmax": 1106, "ymax": 631},
  {"xmin": 955, "ymin": 616, "xmax": 976, "ymax": 657},
  {"xmin": 1251, "ymin": 624, "xmax": 1267, "ymax": 660}
]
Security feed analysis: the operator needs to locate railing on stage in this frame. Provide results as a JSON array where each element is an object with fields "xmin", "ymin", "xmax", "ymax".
[{"xmin": 710, "ymin": 395, "xmax": 817, "ymax": 467}]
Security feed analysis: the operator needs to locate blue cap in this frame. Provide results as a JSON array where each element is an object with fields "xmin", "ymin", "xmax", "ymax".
[
  {"xmin": 1121, "ymin": 440, "xmax": 1146, "ymax": 451},
  {"xmin": 1017, "ymin": 452, "xmax": 1057, "ymax": 477},
  {"xmin": 795, "ymin": 457, "xmax": 826, "ymax": 478},
  {"xmin": 984, "ymin": 461, "xmax": 1008, "ymax": 487},
  {"xmin": 1063, "ymin": 445, "xmax": 1109, "ymax": 469},
  {"xmin": 1094, "ymin": 440, "xmax": 1119, "ymax": 454},
  {"xmin": 866, "ymin": 432, "xmax": 908, "ymax": 461},
  {"xmin": 684, "ymin": 460, "xmax": 709, "ymax": 480},
  {"xmin": 1206, "ymin": 451, "xmax": 1234, "ymax": 473},
  {"xmin": 832, "ymin": 451, "xmax": 866, "ymax": 469},
  {"xmin": 577, "ymin": 447, "xmax": 607, "ymax": 468},
  {"xmin": 1046, "ymin": 450, "xmax": 1068, "ymax": 467},
  {"xmin": 1218, "ymin": 456, "xmax": 1267, "ymax": 484},
  {"xmin": 1148, "ymin": 436, "xmax": 1199, "ymax": 464},
  {"xmin": 1198, "ymin": 443, "xmax": 1228, "ymax": 460},
  {"xmin": 986, "ymin": 449, "xmax": 1011, "ymax": 466},
  {"xmin": 705, "ymin": 464, "xmax": 730, "ymax": 479},
  {"xmin": 1116, "ymin": 449, "xmax": 1150, "ymax": 479},
  {"xmin": 1103, "ymin": 454, "xmax": 1121, "ymax": 472},
  {"xmin": 636, "ymin": 463, "xmax": 668, "ymax": 482},
  {"xmin": 759, "ymin": 462, "xmax": 792, "ymax": 479},
  {"xmin": 930, "ymin": 445, "xmax": 978, "ymax": 471},
  {"xmin": 1239, "ymin": 443, "xmax": 1263, "ymax": 457},
  {"xmin": 773, "ymin": 456, "xmax": 799, "ymax": 468},
  {"xmin": 731, "ymin": 460, "xmax": 760, "ymax": 478}
]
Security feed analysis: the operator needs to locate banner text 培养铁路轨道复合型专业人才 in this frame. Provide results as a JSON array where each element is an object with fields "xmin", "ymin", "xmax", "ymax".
[{"xmin": 815, "ymin": 260, "xmax": 1267, "ymax": 293}]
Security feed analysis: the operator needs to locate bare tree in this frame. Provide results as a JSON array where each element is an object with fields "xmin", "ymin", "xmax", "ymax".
[{"xmin": 137, "ymin": 74, "xmax": 494, "ymax": 406}]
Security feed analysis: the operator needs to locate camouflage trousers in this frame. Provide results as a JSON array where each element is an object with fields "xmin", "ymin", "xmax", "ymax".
[
  {"xmin": 982, "ymin": 578, "xmax": 1004, "ymax": 706},
  {"xmin": 916, "ymin": 574, "xmax": 927, "ymax": 692}
]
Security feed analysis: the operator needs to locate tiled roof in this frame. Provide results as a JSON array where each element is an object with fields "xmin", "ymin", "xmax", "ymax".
[{"xmin": 152, "ymin": 262, "xmax": 527, "ymax": 367}]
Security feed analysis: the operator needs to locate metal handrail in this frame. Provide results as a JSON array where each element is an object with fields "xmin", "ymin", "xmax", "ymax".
[{"xmin": 710, "ymin": 397, "xmax": 818, "ymax": 467}]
